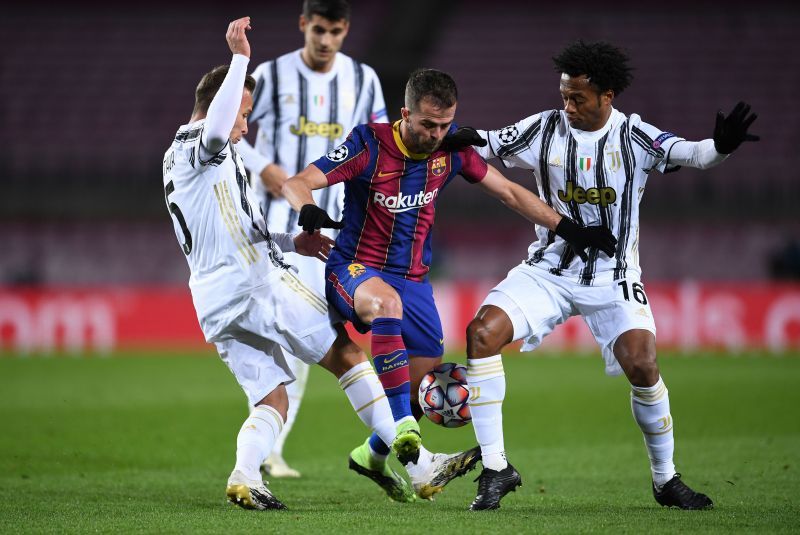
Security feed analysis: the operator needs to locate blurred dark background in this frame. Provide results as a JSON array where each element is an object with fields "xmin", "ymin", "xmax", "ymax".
[{"xmin": 1, "ymin": 0, "xmax": 798, "ymax": 285}]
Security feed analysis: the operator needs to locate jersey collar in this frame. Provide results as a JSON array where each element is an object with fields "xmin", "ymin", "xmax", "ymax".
[{"xmin": 392, "ymin": 121, "xmax": 430, "ymax": 160}]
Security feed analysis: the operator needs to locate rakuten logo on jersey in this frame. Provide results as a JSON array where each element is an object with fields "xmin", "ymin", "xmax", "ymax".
[{"xmin": 373, "ymin": 188, "xmax": 439, "ymax": 213}]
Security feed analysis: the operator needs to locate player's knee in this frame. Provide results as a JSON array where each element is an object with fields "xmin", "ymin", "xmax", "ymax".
[
  {"xmin": 370, "ymin": 293, "xmax": 403, "ymax": 319},
  {"xmin": 466, "ymin": 318, "xmax": 502, "ymax": 358},
  {"xmin": 625, "ymin": 352, "xmax": 659, "ymax": 387}
]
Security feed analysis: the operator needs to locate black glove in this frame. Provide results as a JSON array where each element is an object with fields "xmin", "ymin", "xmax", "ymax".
[
  {"xmin": 555, "ymin": 218, "xmax": 617, "ymax": 262},
  {"xmin": 713, "ymin": 101, "xmax": 759, "ymax": 154},
  {"xmin": 439, "ymin": 126, "xmax": 488, "ymax": 152},
  {"xmin": 298, "ymin": 204, "xmax": 344, "ymax": 235}
]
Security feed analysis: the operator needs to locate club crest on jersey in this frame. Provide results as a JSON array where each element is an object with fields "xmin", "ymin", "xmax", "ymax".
[
  {"xmin": 578, "ymin": 156, "xmax": 592, "ymax": 171},
  {"xmin": 327, "ymin": 144, "xmax": 349, "ymax": 162},
  {"xmin": 652, "ymin": 132, "xmax": 675, "ymax": 149},
  {"xmin": 430, "ymin": 156, "xmax": 447, "ymax": 176},
  {"xmin": 606, "ymin": 150, "xmax": 622, "ymax": 172},
  {"xmin": 347, "ymin": 263, "xmax": 366, "ymax": 278},
  {"xmin": 497, "ymin": 125, "xmax": 519, "ymax": 145}
]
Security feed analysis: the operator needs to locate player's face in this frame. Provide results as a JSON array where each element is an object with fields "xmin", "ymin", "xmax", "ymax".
[
  {"xmin": 229, "ymin": 90, "xmax": 253, "ymax": 144},
  {"xmin": 300, "ymin": 14, "xmax": 349, "ymax": 70},
  {"xmin": 559, "ymin": 74, "xmax": 613, "ymax": 131},
  {"xmin": 401, "ymin": 97, "xmax": 457, "ymax": 154}
]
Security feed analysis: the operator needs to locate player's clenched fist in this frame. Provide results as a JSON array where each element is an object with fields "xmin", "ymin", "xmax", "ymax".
[{"xmin": 226, "ymin": 17, "xmax": 252, "ymax": 58}]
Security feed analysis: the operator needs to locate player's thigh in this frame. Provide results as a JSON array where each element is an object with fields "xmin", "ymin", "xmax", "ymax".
[
  {"xmin": 481, "ymin": 264, "xmax": 573, "ymax": 351},
  {"xmin": 215, "ymin": 336, "xmax": 294, "ymax": 407},
  {"xmin": 325, "ymin": 261, "xmax": 390, "ymax": 333},
  {"xmin": 399, "ymin": 279, "xmax": 445, "ymax": 357},
  {"xmin": 575, "ymin": 276, "xmax": 656, "ymax": 376}
]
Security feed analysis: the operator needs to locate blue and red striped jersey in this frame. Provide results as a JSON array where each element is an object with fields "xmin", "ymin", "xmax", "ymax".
[{"xmin": 312, "ymin": 121, "xmax": 488, "ymax": 281}]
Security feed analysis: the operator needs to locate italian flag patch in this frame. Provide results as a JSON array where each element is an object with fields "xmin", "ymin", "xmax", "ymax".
[{"xmin": 578, "ymin": 157, "xmax": 592, "ymax": 171}]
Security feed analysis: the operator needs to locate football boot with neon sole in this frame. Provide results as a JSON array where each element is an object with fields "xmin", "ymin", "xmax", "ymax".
[
  {"xmin": 392, "ymin": 419, "xmax": 422, "ymax": 465},
  {"xmin": 469, "ymin": 463, "xmax": 522, "ymax": 511},
  {"xmin": 348, "ymin": 439, "xmax": 416, "ymax": 503},
  {"xmin": 226, "ymin": 470, "xmax": 287, "ymax": 510},
  {"xmin": 412, "ymin": 446, "xmax": 482, "ymax": 500},
  {"xmin": 262, "ymin": 453, "xmax": 301, "ymax": 478},
  {"xmin": 653, "ymin": 473, "xmax": 713, "ymax": 510}
]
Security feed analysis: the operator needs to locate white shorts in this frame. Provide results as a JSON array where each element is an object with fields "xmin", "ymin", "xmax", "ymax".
[
  {"xmin": 481, "ymin": 263, "xmax": 656, "ymax": 376},
  {"xmin": 212, "ymin": 268, "xmax": 338, "ymax": 406}
]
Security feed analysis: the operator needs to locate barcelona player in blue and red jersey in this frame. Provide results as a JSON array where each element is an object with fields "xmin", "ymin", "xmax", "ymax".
[{"xmin": 284, "ymin": 69, "xmax": 614, "ymax": 502}]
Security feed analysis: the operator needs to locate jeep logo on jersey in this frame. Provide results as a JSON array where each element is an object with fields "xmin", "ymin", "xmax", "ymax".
[
  {"xmin": 557, "ymin": 182, "xmax": 616, "ymax": 207},
  {"xmin": 290, "ymin": 116, "xmax": 344, "ymax": 140},
  {"xmin": 373, "ymin": 188, "xmax": 440, "ymax": 214},
  {"xmin": 326, "ymin": 144, "xmax": 349, "ymax": 162}
]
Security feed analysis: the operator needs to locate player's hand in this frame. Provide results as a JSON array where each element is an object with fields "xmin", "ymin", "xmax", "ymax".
[
  {"xmin": 713, "ymin": 101, "xmax": 759, "ymax": 154},
  {"xmin": 439, "ymin": 127, "xmax": 488, "ymax": 152},
  {"xmin": 299, "ymin": 204, "xmax": 345, "ymax": 235},
  {"xmin": 294, "ymin": 230, "xmax": 335, "ymax": 261},
  {"xmin": 261, "ymin": 164, "xmax": 288, "ymax": 198},
  {"xmin": 555, "ymin": 217, "xmax": 617, "ymax": 262},
  {"xmin": 226, "ymin": 17, "xmax": 252, "ymax": 58}
]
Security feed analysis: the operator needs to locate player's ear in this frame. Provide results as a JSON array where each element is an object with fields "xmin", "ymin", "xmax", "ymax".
[
  {"xmin": 400, "ymin": 107, "xmax": 410, "ymax": 121},
  {"xmin": 299, "ymin": 14, "xmax": 307, "ymax": 33}
]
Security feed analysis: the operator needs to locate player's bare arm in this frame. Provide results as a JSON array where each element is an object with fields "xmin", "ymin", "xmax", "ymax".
[
  {"xmin": 477, "ymin": 164, "xmax": 617, "ymax": 261},
  {"xmin": 283, "ymin": 164, "xmax": 344, "ymax": 234},
  {"xmin": 260, "ymin": 163, "xmax": 289, "ymax": 198},
  {"xmin": 477, "ymin": 164, "xmax": 561, "ymax": 230}
]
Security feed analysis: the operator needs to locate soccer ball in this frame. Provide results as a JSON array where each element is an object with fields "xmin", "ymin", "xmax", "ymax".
[{"xmin": 418, "ymin": 362, "xmax": 471, "ymax": 428}]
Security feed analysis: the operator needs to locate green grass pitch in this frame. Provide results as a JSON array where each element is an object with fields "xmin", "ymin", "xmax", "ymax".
[{"xmin": 1, "ymin": 352, "xmax": 799, "ymax": 533}]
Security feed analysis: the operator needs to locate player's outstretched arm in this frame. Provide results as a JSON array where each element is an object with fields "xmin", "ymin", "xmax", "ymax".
[
  {"xmin": 477, "ymin": 164, "xmax": 561, "ymax": 230},
  {"xmin": 283, "ymin": 165, "xmax": 344, "ymax": 234},
  {"xmin": 202, "ymin": 17, "xmax": 252, "ymax": 155},
  {"xmin": 668, "ymin": 101, "xmax": 759, "ymax": 170},
  {"xmin": 477, "ymin": 165, "xmax": 616, "ymax": 260}
]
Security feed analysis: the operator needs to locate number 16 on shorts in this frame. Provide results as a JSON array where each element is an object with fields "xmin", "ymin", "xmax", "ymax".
[{"xmin": 617, "ymin": 279, "xmax": 648, "ymax": 305}]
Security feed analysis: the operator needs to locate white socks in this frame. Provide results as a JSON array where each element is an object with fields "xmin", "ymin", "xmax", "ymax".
[
  {"xmin": 339, "ymin": 361, "xmax": 397, "ymax": 448},
  {"xmin": 270, "ymin": 358, "xmax": 310, "ymax": 458},
  {"xmin": 234, "ymin": 405, "xmax": 284, "ymax": 481},
  {"xmin": 631, "ymin": 376, "xmax": 676, "ymax": 489},
  {"xmin": 467, "ymin": 355, "xmax": 507, "ymax": 471}
]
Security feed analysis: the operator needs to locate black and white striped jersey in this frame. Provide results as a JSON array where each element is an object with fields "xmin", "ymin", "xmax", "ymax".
[
  {"xmin": 163, "ymin": 120, "xmax": 292, "ymax": 328},
  {"xmin": 477, "ymin": 108, "xmax": 684, "ymax": 286},
  {"xmin": 239, "ymin": 49, "xmax": 388, "ymax": 234}
]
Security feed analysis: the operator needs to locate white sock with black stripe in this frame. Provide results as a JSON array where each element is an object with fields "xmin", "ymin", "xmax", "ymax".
[
  {"xmin": 234, "ymin": 404, "xmax": 284, "ymax": 481},
  {"xmin": 631, "ymin": 376, "xmax": 677, "ymax": 489},
  {"xmin": 467, "ymin": 355, "xmax": 507, "ymax": 471},
  {"xmin": 338, "ymin": 361, "xmax": 397, "ymax": 449}
]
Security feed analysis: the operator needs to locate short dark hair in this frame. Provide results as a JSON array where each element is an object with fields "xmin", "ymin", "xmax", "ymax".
[
  {"xmin": 552, "ymin": 40, "xmax": 633, "ymax": 96},
  {"xmin": 404, "ymin": 68, "xmax": 458, "ymax": 111},
  {"xmin": 302, "ymin": 0, "xmax": 350, "ymax": 21},
  {"xmin": 193, "ymin": 65, "xmax": 257, "ymax": 115}
]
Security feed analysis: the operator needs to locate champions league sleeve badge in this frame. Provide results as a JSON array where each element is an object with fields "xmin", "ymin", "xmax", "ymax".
[
  {"xmin": 327, "ymin": 144, "xmax": 349, "ymax": 162},
  {"xmin": 497, "ymin": 125, "xmax": 519, "ymax": 145}
]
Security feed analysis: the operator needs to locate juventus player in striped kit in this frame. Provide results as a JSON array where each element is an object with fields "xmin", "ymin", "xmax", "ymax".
[
  {"xmin": 454, "ymin": 41, "xmax": 759, "ymax": 510},
  {"xmin": 235, "ymin": 0, "xmax": 388, "ymax": 478},
  {"xmin": 163, "ymin": 17, "xmax": 401, "ymax": 510}
]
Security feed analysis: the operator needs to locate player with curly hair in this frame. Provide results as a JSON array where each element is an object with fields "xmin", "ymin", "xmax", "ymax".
[{"xmin": 448, "ymin": 40, "xmax": 758, "ymax": 510}]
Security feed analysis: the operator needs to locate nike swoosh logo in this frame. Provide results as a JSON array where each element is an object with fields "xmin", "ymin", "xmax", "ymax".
[
  {"xmin": 383, "ymin": 352, "xmax": 404, "ymax": 364},
  {"xmin": 377, "ymin": 170, "xmax": 402, "ymax": 177}
]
